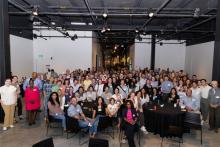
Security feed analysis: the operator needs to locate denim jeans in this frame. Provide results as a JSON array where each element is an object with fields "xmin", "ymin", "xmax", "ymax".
[
  {"xmin": 44, "ymin": 95, "xmax": 50, "ymax": 116},
  {"xmin": 52, "ymin": 114, "xmax": 66, "ymax": 130},
  {"xmin": 78, "ymin": 117, "xmax": 100, "ymax": 134}
]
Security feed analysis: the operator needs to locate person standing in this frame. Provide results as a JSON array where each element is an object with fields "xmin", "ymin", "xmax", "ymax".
[
  {"xmin": 0, "ymin": 78, "xmax": 18, "ymax": 131},
  {"xmin": 24, "ymin": 79, "xmax": 41, "ymax": 125},
  {"xmin": 11, "ymin": 76, "xmax": 22, "ymax": 120},
  {"xmin": 200, "ymin": 79, "xmax": 212, "ymax": 122},
  {"xmin": 208, "ymin": 81, "xmax": 220, "ymax": 133}
]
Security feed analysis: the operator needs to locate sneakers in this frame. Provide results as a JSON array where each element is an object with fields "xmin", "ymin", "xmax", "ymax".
[
  {"xmin": 141, "ymin": 126, "xmax": 149, "ymax": 134},
  {"xmin": 10, "ymin": 125, "xmax": 14, "ymax": 128},
  {"xmin": 121, "ymin": 138, "xmax": 127, "ymax": 143},
  {"xmin": 3, "ymin": 127, "xmax": 7, "ymax": 131}
]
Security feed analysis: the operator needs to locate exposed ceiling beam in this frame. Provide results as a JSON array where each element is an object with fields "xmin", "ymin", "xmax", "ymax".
[
  {"xmin": 8, "ymin": 11, "xmax": 214, "ymax": 18},
  {"xmin": 156, "ymin": 15, "xmax": 216, "ymax": 43},
  {"xmin": 141, "ymin": 0, "xmax": 172, "ymax": 29},
  {"xmin": 8, "ymin": 0, "xmax": 71, "ymax": 38}
]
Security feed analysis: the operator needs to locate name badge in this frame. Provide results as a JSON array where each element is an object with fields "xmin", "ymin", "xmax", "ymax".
[
  {"xmin": 168, "ymin": 84, "xmax": 171, "ymax": 86},
  {"xmin": 33, "ymin": 89, "xmax": 37, "ymax": 91},
  {"xmin": 98, "ymin": 108, "xmax": 102, "ymax": 111},
  {"xmin": 192, "ymin": 99, "xmax": 196, "ymax": 102},
  {"xmin": 216, "ymin": 96, "xmax": 220, "ymax": 99},
  {"xmin": 133, "ymin": 114, "xmax": 136, "ymax": 117},
  {"xmin": 77, "ymin": 109, "xmax": 80, "ymax": 112}
]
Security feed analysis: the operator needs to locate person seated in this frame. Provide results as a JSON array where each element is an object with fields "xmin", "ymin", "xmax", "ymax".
[
  {"xmin": 180, "ymin": 89, "xmax": 200, "ymax": 112},
  {"xmin": 107, "ymin": 98, "xmax": 119, "ymax": 118},
  {"xmin": 85, "ymin": 85, "xmax": 97, "ymax": 102},
  {"xmin": 150, "ymin": 87, "xmax": 161, "ymax": 102},
  {"xmin": 92, "ymin": 96, "xmax": 108, "ymax": 137},
  {"xmin": 47, "ymin": 92, "xmax": 66, "ymax": 131},
  {"xmin": 112, "ymin": 87, "xmax": 123, "ymax": 105},
  {"xmin": 67, "ymin": 97, "xmax": 97, "ymax": 138},
  {"xmin": 61, "ymin": 89, "xmax": 71, "ymax": 111},
  {"xmin": 122, "ymin": 100, "xmax": 138, "ymax": 147},
  {"xmin": 76, "ymin": 86, "xmax": 86, "ymax": 102},
  {"xmin": 168, "ymin": 88, "xmax": 180, "ymax": 104}
]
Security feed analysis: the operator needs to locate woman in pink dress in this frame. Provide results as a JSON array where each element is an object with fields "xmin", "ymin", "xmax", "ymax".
[{"xmin": 24, "ymin": 78, "xmax": 40, "ymax": 125}]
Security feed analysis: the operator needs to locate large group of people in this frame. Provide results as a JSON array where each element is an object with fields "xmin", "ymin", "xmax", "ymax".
[{"xmin": 1, "ymin": 67, "xmax": 220, "ymax": 147}]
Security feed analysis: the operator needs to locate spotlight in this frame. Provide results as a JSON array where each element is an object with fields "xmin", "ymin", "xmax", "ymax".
[
  {"xmin": 160, "ymin": 42, "xmax": 163, "ymax": 46},
  {"xmin": 71, "ymin": 36, "xmax": 75, "ymax": 41},
  {"xmin": 65, "ymin": 32, "xmax": 69, "ymax": 37},
  {"xmin": 107, "ymin": 27, "xmax": 111, "ymax": 31},
  {"xmin": 103, "ymin": 12, "xmax": 108, "ymax": 18},
  {"xmin": 51, "ymin": 22, "xmax": 56, "ymax": 25},
  {"xmin": 149, "ymin": 12, "xmax": 154, "ymax": 17},
  {"xmin": 101, "ymin": 27, "xmax": 106, "ymax": 33},
  {"xmin": 32, "ymin": 6, "xmax": 38, "ymax": 16},
  {"xmin": 135, "ymin": 29, "xmax": 139, "ymax": 33}
]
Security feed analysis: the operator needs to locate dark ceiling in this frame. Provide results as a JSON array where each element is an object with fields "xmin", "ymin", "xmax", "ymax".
[{"xmin": 9, "ymin": 0, "xmax": 218, "ymax": 47}]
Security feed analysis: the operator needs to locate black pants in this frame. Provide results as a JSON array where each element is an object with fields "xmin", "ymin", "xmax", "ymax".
[
  {"xmin": 17, "ymin": 97, "xmax": 22, "ymax": 116},
  {"xmin": 124, "ymin": 122, "xmax": 137, "ymax": 147},
  {"xmin": 161, "ymin": 93, "xmax": 169, "ymax": 103},
  {"xmin": 209, "ymin": 106, "xmax": 220, "ymax": 129}
]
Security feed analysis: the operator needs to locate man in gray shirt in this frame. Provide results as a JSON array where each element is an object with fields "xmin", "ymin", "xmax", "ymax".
[
  {"xmin": 67, "ymin": 97, "xmax": 97, "ymax": 138},
  {"xmin": 208, "ymin": 81, "xmax": 220, "ymax": 133}
]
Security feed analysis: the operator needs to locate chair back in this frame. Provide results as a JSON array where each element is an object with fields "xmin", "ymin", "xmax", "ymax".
[
  {"xmin": 89, "ymin": 138, "xmax": 109, "ymax": 147},
  {"xmin": 32, "ymin": 138, "xmax": 54, "ymax": 147},
  {"xmin": 184, "ymin": 112, "xmax": 201, "ymax": 127}
]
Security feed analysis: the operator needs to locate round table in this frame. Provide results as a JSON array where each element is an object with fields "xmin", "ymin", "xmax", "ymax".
[{"xmin": 143, "ymin": 103, "xmax": 185, "ymax": 137}]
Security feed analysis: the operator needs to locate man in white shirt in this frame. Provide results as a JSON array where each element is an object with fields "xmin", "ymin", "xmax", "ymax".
[
  {"xmin": 191, "ymin": 81, "xmax": 201, "ymax": 100},
  {"xmin": 200, "ymin": 79, "xmax": 212, "ymax": 122},
  {"xmin": 0, "ymin": 78, "xmax": 18, "ymax": 131}
]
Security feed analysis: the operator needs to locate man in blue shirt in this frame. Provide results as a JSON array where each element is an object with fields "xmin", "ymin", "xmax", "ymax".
[
  {"xmin": 180, "ymin": 89, "xmax": 200, "ymax": 112},
  {"xmin": 68, "ymin": 97, "xmax": 98, "ymax": 138},
  {"xmin": 161, "ymin": 76, "xmax": 173, "ymax": 102},
  {"xmin": 23, "ymin": 72, "xmax": 43, "ymax": 91}
]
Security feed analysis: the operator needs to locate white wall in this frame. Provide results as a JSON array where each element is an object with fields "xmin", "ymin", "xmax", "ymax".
[
  {"xmin": 10, "ymin": 35, "xmax": 33, "ymax": 78},
  {"xmin": 155, "ymin": 40, "xmax": 186, "ymax": 71},
  {"xmin": 33, "ymin": 30, "xmax": 92, "ymax": 73},
  {"xmin": 134, "ymin": 38, "xmax": 185, "ymax": 70},
  {"xmin": 185, "ymin": 41, "xmax": 214, "ymax": 82},
  {"xmin": 134, "ymin": 37, "xmax": 151, "ymax": 70}
]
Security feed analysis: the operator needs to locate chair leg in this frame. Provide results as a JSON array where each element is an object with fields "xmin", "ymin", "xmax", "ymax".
[
  {"xmin": 201, "ymin": 128, "xmax": 203, "ymax": 145},
  {"xmin": 46, "ymin": 124, "xmax": 49, "ymax": 136}
]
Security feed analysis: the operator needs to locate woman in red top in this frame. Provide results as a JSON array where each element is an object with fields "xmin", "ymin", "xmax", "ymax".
[{"xmin": 24, "ymin": 78, "xmax": 40, "ymax": 125}]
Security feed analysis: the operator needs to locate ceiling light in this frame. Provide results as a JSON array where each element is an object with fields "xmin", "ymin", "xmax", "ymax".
[
  {"xmin": 103, "ymin": 12, "xmax": 108, "ymax": 18},
  {"xmin": 101, "ymin": 27, "xmax": 106, "ymax": 33},
  {"xmin": 71, "ymin": 22, "xmax": 86, "ymax": 25},
  {"xmin": 32, "ymin": 6, "xmax": 38, "ymax": 16},
  {"xmin": 107, "ymin": 27, "xmax": 111, "ymax": 31},
  {"xmin": 51, "ymin": 22, "xmax": 56, "ymax": 25},
  {"xmin": 149, "ymin": 12, "xmax": 154, "ymax": 17},
  {"xmin": 88, "ymin": 22, "xmax": 93, "ymax": 25},
  {"xmin": 135, "ymin": 29, "xmax": 139, "ymax": 33}
]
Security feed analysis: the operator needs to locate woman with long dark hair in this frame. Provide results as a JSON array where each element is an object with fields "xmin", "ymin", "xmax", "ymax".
[{"xmin": 47, "ymin": 92, "xmax": 66, "ymax": 131}]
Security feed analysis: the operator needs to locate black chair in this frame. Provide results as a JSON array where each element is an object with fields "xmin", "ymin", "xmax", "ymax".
[
  {"xmin": 161, "ymin": 125, "xmax": 183, "ymax": 147},
  {"xmin": 66, "ymin": 114, "xmax": 81, "ymax": 139},
  {"xmin": 97, "ymin": 116, "xmax": 114, "ymax": 139},
  {"xmin": 184, "ymin": 112, "xmax": 202, "ymax": 145},
  {"xmin": 32, "ymin": 138, "xmax": 54, "ymax": 147},
  {"xmin": 89, "ymin": 138, "xmax": 109, "ymax": 147},
  {"xmin": 46, "ymin": 110, "xmax": 63, "ymax": 136}
]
